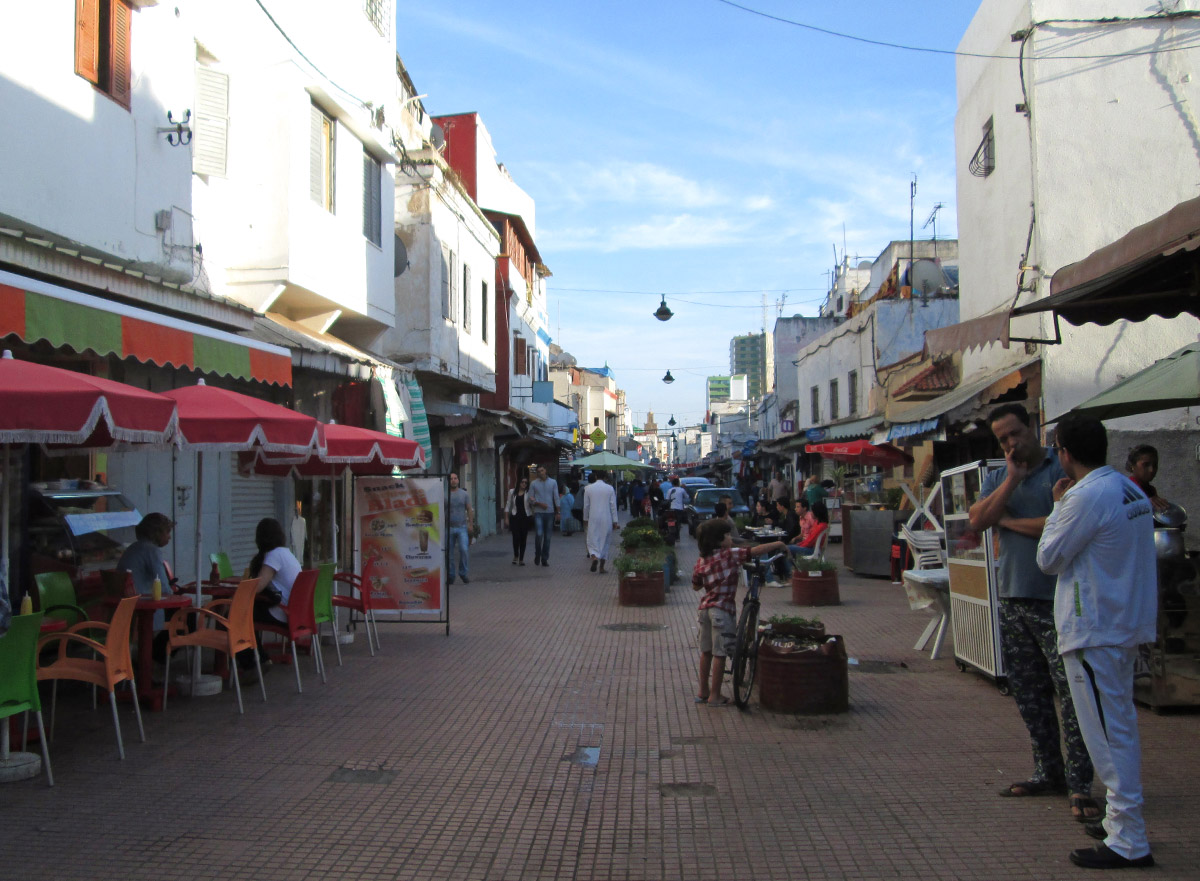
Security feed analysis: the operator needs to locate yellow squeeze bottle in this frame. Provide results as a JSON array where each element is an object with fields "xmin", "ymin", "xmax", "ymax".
[
  {"xmin": 19, "ymin": 594, "xmax": 33, "ymax": 615},
  {"xmin": 151, "ymin": 576, "xmax": 162, "ymax": 601}
]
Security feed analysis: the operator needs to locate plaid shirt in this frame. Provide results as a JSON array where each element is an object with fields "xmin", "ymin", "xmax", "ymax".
[{"xmin": 693, "ymin": 547, "xmax": 749, "ymax": 614}]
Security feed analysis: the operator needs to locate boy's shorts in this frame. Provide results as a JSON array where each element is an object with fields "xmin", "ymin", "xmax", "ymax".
[{"xmin": 696, "ymin": 607, "xmax": 736, "ymax": 657}]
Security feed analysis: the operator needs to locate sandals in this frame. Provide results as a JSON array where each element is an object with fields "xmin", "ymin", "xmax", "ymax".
[
  {"xmin": 1070, "ymin": 794, "xmax": 1103, "ymax": 823},
  {"xmin": 706, "ymin": 697, "xmax": 732, "ymax": 708},
  {"xmin": 998, "ymin": 779, "xmax": 1068, "ymax": 798}
]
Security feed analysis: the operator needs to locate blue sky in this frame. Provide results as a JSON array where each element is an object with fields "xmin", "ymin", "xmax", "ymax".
[{"xmin": 395, "ymin": 0, "xmax": 981, "ymax": 430}]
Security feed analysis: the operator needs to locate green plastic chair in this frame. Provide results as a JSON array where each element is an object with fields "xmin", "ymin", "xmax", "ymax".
[
  {"xmin": 35, "ymin": 572, "xmax": 101, "ymax": 630},
  {"xmin": 209, "ymin": 552, "xmax": 240, "ymax": 583},
  {"xmin": 313, "ymin": 562, "xmax": 341, "ymax": 669},
  {"xmin": 0, "ymin": 612, "xmax": 54, "ymax": 786}
]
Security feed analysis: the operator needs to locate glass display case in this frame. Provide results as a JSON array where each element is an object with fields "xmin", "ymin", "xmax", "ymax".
[
  {"xmin": 940, "ymin": 460, "xmax": 1007, "ymax": 691},
  {"xmin": 28, "ymin": 481, "xmax": 142, "ymax": 589}
]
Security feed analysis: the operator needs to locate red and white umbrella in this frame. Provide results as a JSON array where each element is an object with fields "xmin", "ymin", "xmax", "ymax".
[{"xmin": 804, "ymin": 439, "xmax": 913, "ymax": 468}]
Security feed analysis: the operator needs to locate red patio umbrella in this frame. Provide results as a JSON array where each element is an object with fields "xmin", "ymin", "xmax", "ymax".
[{"xmin": 804, "ymin": 439, "xmax": 913, "ymax": 468}]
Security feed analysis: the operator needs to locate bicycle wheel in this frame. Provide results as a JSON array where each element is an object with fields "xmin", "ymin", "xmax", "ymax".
[{"xmin": 731, "ymin": 601, "xmax": 760, "ymax": 708}]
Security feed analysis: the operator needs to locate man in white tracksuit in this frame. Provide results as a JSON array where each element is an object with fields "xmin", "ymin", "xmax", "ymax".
[{"xmin": 1037, "ymin": 414, "xmax": 1157, "ymax": 870}]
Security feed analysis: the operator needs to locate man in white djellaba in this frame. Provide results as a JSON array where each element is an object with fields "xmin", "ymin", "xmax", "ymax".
[{"xmin": 583, "ymin": 471, "xmax": 619, "ymax": 574}]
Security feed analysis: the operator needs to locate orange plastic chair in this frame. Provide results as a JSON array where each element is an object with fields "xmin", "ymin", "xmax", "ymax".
[
  {"xmin": 0, "ymin": 613, "xmax": 54, "ymax": 786},
  {"xmin": 36, "ymin": 595, "xmax": 145, "ymax": 760},
  {"xmin": 254, "ymin": 569, "xmax": 324, "ymax": 693},
  {"xmin": 163, "ymin": 578, "xmax": 265, "ymax": 714},
  {"xmin": 332, "ymin": 571, "xmax": 381, "ymax": 656}
]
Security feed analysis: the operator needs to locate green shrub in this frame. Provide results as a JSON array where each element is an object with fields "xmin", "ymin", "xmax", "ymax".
[
  {"xmin": 614, "ymin": 547, "xmax": 668, "ymax": 577},
  {"xmin": 767, "ymin": 614, "xmax": 822, "ymax": 629},
  {"xmin": 620, "ymin": 525, "xmax": 665, "ymax": 552},
  {"xmin": 790, "ymin": 554, "xmax": 837, "ymax": 572}
]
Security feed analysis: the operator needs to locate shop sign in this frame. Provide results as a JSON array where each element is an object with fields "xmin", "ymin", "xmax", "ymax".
[{"xmin": 806, "ymin": 428, "xmax": 827, "ymax": 442}]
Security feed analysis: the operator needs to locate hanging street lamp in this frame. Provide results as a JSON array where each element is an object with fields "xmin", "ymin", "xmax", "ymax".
[
  {"xmin": 653, "ymin": 296, "xmax": 674, "ymax": 321},
  {"xmin": 662, "ymin": 369, "xmax": 675, "ymax": 384}
]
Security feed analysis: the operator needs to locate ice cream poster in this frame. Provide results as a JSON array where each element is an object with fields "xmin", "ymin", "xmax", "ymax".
[{"xmin": 354, "ymin": 476, "xmax": 444, "ymax": 615}]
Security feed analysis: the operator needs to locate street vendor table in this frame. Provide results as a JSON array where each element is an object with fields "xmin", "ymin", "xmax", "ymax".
[{"xmin": 105, "ymin": 594, "xmax": 192, "ymax": 711}]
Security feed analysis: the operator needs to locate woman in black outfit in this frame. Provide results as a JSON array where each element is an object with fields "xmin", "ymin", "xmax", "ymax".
[{"xmin": 504, "ymin": 476, "xmax": 533, "ymax": 565}]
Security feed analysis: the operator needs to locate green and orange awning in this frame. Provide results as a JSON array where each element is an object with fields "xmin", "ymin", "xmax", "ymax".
[{"xmin": 0, "ymin": 269, "xmax": 291, "ymax": 386}]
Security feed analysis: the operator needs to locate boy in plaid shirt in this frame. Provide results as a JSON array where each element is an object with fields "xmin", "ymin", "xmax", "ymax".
[{"xmin": 692, "ymin": 519, "xmax": 786, "ymax": 706}]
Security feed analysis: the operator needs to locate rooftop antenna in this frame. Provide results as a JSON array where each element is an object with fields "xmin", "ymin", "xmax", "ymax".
[
  {"xmin": 909, "ymin": 174, "xmax": 918, "ymax": 292},
  {"xmin": 924, "ymin": 202, "xmax": 945, "ymax": 261}
]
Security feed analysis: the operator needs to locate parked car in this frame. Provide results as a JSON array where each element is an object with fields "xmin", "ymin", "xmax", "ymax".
[
  {"xmin": 676, "ymin": 476, "xmax": 715, "ymax": 503},
  {"xmin": 685, "ymin": 487, "xmax": 750, "ymax": 535}
]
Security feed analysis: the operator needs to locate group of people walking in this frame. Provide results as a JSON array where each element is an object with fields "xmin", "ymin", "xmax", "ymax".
[{"xmin": 503, "ymin": 466, "xmax": 621, "ymax": 573}]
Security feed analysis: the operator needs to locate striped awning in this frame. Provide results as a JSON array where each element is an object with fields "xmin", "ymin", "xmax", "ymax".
[{"xmin": 0, "ymin": 269, "xmax": 292, "ymax": 386}]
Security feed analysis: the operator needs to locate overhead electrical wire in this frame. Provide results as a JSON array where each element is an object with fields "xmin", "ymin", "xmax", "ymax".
[{"xmin": 714, "ymin": 0, "xmax": 1200, "ymax": 61}]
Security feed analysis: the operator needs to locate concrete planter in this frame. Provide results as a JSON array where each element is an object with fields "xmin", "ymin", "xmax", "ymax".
[
  {"xmin": 618, "ymin": 571, "xmax": 665, "ymax": 607},
  {"xmin": 790, "ymin": 569, "xmax": 840, "ymax": 606},
  {"xmin": 757, "ymin": 634, "xmax": 849, "ymax": 714}
]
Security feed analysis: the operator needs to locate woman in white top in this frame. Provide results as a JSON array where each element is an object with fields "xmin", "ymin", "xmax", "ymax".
[
  {"xmin": 504, "ymin": 476, "xmax": 534, "ymax": 565},
  {"xmin": 241, "ymin": 517, "xmax": 302, "ymax": 670}
]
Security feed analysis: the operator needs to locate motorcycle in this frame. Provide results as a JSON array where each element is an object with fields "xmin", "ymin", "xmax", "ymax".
[{"xmin": 657, "ymin": 506, "xmax": 680, "ymax": 546}]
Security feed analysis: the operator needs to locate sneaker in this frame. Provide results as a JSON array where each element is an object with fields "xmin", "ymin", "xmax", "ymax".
[
  {"xmin": 534, "ymin": 556, "xmax": 541, "ymax": 566},
  {"xmin": 461, "ymin": 576, "xmax": 470, "ymax": 584}
]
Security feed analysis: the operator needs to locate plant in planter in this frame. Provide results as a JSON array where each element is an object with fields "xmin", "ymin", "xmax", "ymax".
[
  {"xmin": 614, "ymin": 547, "xmax": 668, "ymax": 578},
  {"xmin": 767, "ymin": 614, "xmax": 825, "ymax": 637},
  {"xmin": 620, "ymin": 525, "xmax": 665, "ymax": 553},
  {"xmin": 790, "ymin": 555, "xmax": 837, "ymax": 573},
  {"xmin": 614, "ymin": 547, "xmax": 668, "ymax": 606},
  {"xmin": 789, "ymin": 554, "xmax": 840, "ymax": 606}
]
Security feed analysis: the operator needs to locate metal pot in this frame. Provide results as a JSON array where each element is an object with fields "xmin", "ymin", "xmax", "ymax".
[{"xmin": 1155, "ymin": 528, "xmax": 1186, "ymax": 561}]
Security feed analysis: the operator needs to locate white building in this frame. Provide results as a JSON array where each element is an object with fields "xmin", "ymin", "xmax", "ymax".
[{"xmin": 954, "ymin": 0, "xmax": 1200, "ymax": 510}]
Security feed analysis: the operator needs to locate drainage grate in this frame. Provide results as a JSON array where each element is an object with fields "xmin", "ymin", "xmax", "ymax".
[
  {"xmin": 659, "ymin": 782, "xmax": 717, "ymax": 797},
  {"xmin": 562, "ymin": 746, "xmax": 600, "ymax": 766},
  {"xmin": 600, "ymin": 623, "xmax": 668, "ymax": 632},
  {"xmin": 326, "ymin": 768, "xmax": 397, "ymax": 784},
  {"xmin": 849, "ymin": 658, "xmax": 907, "ymax": 674}
]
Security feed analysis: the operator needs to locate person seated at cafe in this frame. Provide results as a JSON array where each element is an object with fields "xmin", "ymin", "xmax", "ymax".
[
  {"xmin": 773, "ymin": 498, "xmax": 799, "ymax": 541},
  {"xmin": 751, "ymin": 499, "xmax": 774, "ymax": 529},
  {"xmin": 793, "ymin": 498, "xmax": 818, "ymax": 545},
  {"xmin": 116, "ymin": 512, "xmax": 176, "ymax": 663},
  {"xmin": 239, "ymin": 517, "xmax": 302, "ymax": 674},
  {"xmin": 1126, "ymin": 444, "xmax": 1171, "ymax": 512},
  {"xmin": 783, "ymin": 502, "xmax": 830, "ymax": 575}
]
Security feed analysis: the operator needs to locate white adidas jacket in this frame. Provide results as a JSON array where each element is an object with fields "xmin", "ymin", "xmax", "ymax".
[{"xmin": 1036, "ymin": 466, "xmax": 1157, "ymax": 654}]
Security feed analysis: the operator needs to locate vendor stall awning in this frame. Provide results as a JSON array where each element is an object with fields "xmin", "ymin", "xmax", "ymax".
[
  {"xmin": 886, "ymin": 356, "xmax": 1039, "ymax": 426},
  {"xmin": 924, "ymin": 311, "xmax": 1010, "ymax": 356},
  {"xmin": 824, "ymin": 416, "xmax": 882, "ymax": 441},
  {"xmin": 886, "ymin": 418, "xmax": 940, "ymax": 442},
  {"xmin": 0, "ymin": 269, "xmax": 292, "ymax": 386},
  {"xmin": 1012, "ymin": 195, "xmax": 1200, "ymax": 327}
]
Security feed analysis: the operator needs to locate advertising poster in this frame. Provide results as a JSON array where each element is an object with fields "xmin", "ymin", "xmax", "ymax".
[{"xmin": 354, "ymin": 476, "xmax": 444, "ymax": 616}]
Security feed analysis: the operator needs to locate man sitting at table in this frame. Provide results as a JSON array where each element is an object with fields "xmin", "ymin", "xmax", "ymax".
[{"xmin": 115, "ymin": 512, "xmax": 175, "ymax": 663}]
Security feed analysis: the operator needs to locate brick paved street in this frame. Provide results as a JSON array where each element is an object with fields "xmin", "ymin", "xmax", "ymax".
[{"xmin": 3, "ymin": 519, "xmax": 1198, "ymax": 881}]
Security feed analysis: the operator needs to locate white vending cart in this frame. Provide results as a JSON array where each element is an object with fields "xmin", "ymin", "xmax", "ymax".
[{"xmin": 940, "ymin": 460, "xmax": 1008, "ymax": 693}]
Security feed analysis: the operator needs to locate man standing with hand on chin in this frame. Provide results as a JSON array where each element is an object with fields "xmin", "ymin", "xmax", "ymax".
[
  {"xmin": 968, "ymin": 404, "xmax": 1096, "ymax": 823},
  {"xmin": 1038, "ymin": 414, "xmax": 1157, "ymax": 870}
]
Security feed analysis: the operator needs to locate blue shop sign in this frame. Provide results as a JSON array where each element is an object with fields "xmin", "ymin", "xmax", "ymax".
[{"xmin": 805, "ymin": 428, "xmax": 827, "ymax": 442}]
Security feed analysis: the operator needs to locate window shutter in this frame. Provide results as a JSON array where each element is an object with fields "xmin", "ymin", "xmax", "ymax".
[
  {"xmin": 193, "ymin": 67, "xmax": 229, "ymax": 177},
  {"xmin": 481, "ymin": 281, "xmax": 488, "ymax": 342},
  {"xmin": 440, "ymin": 247, "xmax": 451, "ymax": 319},
  {"xmin": 75, "ymin": 0, "xmax": 100, "ymax": 85},
  {"xmin": 109, "ymin": 0, "xmax": 132, "ymax": 107},
  {"xmin": 462, "ymin": 264, "xmax": 471, "ymax": 332},
  {"xmin": 362, "ymin": 152, "xmax": 382, "ymax": 245},
  {"xmin": 514, "ymin": 337, "xmax": 527, "ymax": 376},
  {"xmin": 310, "ymin": 105, "xmax": 324, "ymax": 203}
]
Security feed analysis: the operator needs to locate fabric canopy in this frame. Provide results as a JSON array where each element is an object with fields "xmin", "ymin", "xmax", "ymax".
[
  {"xmin": 1052, "ymin": 341, "xmax": 1200, "ymax": 422},
  {"xmin": 570, "ymin": 450, "xmax": 653, "ymax": 471},
  {"xmin": 0, "ymin": 349, "xmax": 178, "ymax": 446},
  {"xmin": 805, "ymin": 439, "xmax": 914, "ymax": 467},
  {"xmin": 164, "ymin": 380, "xmax": 318, "ymax": 453},
  {"xmin": 241, "ymin": 422, "xmax": 425, "ymax": 476}
]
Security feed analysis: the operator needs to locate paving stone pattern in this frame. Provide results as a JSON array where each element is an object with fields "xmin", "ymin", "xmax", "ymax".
[{"xmin": 3, "ymin": 517, "xmax": 1198, "ymax": 880}]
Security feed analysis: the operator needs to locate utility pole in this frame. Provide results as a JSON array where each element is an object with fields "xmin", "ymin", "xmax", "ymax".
[{"xmin": 909, "ymin": 174, "xmax": 917, "ymax": 291}]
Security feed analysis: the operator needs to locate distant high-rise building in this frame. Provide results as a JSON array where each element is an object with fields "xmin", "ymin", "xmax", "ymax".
[
  {"xmin": 706, "ymin": 376, "xmax": 730, "ymax": 410},
  {"xmin": 730, "ymin": 333, "xmax": 767, "ymax": 398}
]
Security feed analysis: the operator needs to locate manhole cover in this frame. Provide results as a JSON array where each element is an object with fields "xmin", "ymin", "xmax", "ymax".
[
  {"xmin": 849, "ymin": 659, "xmax": 907, "ymax": 674},
  {"xmin": 600, "ymin": 623, "xmax": 668, "ymax": 632},
  {"xmin": 659, "ymin": 782, "xmax": 716, "ymax": 797},
  {"xmin": 562, "ymin": 747, "xmax": 600, "ymax": 766},
  {"xmin": 326, "ymin": 768, "xmax": 397, "ymax": 784}
]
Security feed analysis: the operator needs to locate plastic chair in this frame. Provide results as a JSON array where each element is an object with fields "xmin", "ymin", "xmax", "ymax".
[
  {"xmin": 34, "ymin": 571, "xmax": 100, "ymax": 629},
  {"xmin": 901, "ymin": 526, "xmax": 951, "ymax": 659},
  {"xmin": 254, "ymin": 569, "xmax": 324, "ymax": 693},
  {"xmin": 312, "ymin": 562, "xmax": 342, "ymax": 667},
  {"xmin": 332, "ymin": 571, "xmax": 381, "ymax": 656},
  {"xmin": 37, "ymin": 595, "xmax": 145, "ymax": 760},
  {"xmin": 164, "ymin": 579, "xmax": 265, "ymax": 715},
  {"xmin": 810, "ymin": 529, "xmax": 829, "ymax": 562},
  {"xmin": 209, "ymin": 552, "xmax": 243, "ymax": 584},
  {"xmin": 0, "ymin": 613, "xmax": 54, "ymax": 786}
]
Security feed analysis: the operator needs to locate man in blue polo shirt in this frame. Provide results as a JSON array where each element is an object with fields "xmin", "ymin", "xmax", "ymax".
[{"xmin": 968, "ymin": 403, "xmax": 1096, "ymax": 823}]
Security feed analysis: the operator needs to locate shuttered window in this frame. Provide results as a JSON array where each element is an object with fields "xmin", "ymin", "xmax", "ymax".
[
  {"xmin": 75, "ymin": 0, "xmax": 132, "ymax": 109},
  {"xmin": 193, "ymin": 67, "xmax": 229, "ymax": 177},
  {"xmin": 481, "ymin": 281, "xmax": 488, "ymax": 343},
  {"xmin": 362, "ymin": 151, "xmax": 382, "ymax": 245},
  {"xmin": 514, "ymin": 336, "xmax": 527, "ymax": 376},
  {"xmin": 310, "ymin": 104, "xmax": 335, "ymax": 211},
  {"xmin": 462, "ymin": 264, "xmax": 471, "ymax": 332},
  {"xmin": 440, "ymin": 247, "xmax": 452, "ymax": 320}
]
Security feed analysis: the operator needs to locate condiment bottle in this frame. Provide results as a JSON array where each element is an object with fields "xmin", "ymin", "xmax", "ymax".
[
  {"xmin": 19, "ymin": 593, "xmax": 33, "ymax": 615},
  {"xmin": 151, "ymin": 576, "xmax": 162, "ymax": 601}
]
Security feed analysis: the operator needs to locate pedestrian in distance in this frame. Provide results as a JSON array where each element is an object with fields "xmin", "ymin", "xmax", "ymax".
[
  {"xmin": 559, "ymin": 485, "xmax": 577, "ymax": 536},
  {"xmin": 503, "ymin": 475, "xmax": 533, "ymax": 566},
  {"xmin": 446, "ymin": 472, "xmax": 474, "ymax": 584},
  {"xmin": 767, "ymin": 470, "xmax": 788, "ymax": 505},
  {"xmin": 691, "ymin": 518, "xmax": 786, "ymax": 707},
  {"xmin": 968, "ymin": 403, "xmax": 1098, "ymax": 823},
  {"xmin": 804, "ymin": 474, "xmax": 827, "ymax": 509},
  {"xmin": 583, "ymin": 470, "xmax": 619, "ymax": 574},
  {"xmin": 528, "ymin": 465, "xmax": 559, "ymax": 567},
  {"xmin": 1037, "ymin": 414, "xmax": 1157, "ymax": 870}
]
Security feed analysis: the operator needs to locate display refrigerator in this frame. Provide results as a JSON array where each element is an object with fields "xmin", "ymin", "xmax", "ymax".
[{"xmin": 940, "ymin": 460, "xmax": 1008, "ymax": 692}]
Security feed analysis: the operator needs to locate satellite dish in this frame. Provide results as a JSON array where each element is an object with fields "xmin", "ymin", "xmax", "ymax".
[
  {"xmin": 430, "ymin": 123, "xmax": 446, "ymax": 152},
  {"xmin": 908, "ymin": 259, "xmax": 944, "ymax": 297},
  {"xmin": 394, "ymin": 235, "xmax": 409, "ymax": 278}
]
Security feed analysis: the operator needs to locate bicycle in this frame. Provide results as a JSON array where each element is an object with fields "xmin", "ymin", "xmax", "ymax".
[{"xmin": 731, "ymin": 552, "xmax": 786, "ymax": 709}]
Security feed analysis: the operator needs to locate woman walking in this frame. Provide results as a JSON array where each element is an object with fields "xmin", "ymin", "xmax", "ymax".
[{"xmin": 504, "ymin": 475, "xmax": 534, "ymax": 565}]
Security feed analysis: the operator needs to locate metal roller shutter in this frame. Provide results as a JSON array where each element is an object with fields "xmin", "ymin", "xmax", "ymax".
[{"xmin": 228, "ymin": 460, "xmax": 277, "ymax": 573}]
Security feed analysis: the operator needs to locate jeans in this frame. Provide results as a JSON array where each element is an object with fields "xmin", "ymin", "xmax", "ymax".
[
  {"xmin": 448, "ymin": 526, "xmax": 470, "ymax": 581},
  {"xmin": 533, "ymin": 512, "xmax": 555, "ymax": 562}
]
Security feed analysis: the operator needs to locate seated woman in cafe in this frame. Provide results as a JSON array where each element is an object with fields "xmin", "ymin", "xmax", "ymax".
[
  {"xmin": 238, "ymin": 517, "xmax": 302, "ymax": 673},
  {"xmin": 750, "ymin": 499, "xmax": 774, "ymax": 529},
  {"xmin": 786, "ymin": 502, "xmax": 829, "ymax": 560}
]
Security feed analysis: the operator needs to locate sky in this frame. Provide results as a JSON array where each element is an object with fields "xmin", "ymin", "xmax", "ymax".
[{"xmin": 394, "ymin": 0, "xmax": 983, "ymax": 431}]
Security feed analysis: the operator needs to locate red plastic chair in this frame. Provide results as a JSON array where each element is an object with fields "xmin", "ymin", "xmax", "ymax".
[
  {"xmin": 254, "ymin": 569, "xmax": 324, "ymax": 693},
  {"xmin": 331, "ymin": 572, "xmax": 381, "ymax": 656}
]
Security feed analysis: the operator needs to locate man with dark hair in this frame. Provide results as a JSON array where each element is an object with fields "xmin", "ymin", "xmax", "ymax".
[
  {"xmin": 1038, "ymin": 415, "xmax": 1157, "ymax": 869},
  {"xmin": 969, "ymin": 403, "xmax": 1096, "ymax": 821}
]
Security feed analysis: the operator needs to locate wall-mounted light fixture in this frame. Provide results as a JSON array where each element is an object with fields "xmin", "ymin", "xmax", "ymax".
[
  {"xmin": 158, "ymin": 110, "xmax": 192, "ymax": 146},
  {"xmin": 662, "ymin": 370, "xmax": 675, "ymax": 384},
  {"xmin": 653, "ymin": 296, "xmax": 673, "ymax": 321}
]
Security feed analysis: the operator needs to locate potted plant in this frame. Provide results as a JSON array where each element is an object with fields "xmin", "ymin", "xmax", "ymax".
[
  {"xmin": 789, "ymin": 555, "xmax": 840, "ymax": 606},
  {"xmin": 614, "ymin": 547, "xmax": 668, "ymax": 606},
  {"xmin": 766, "ymin": 614, "xmax": 826, "ymax": 641}
]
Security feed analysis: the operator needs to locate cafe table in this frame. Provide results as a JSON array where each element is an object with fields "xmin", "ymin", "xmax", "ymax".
[{"xmin": 104, "ymin": 594, "xmax": 192, "ymax": 711}]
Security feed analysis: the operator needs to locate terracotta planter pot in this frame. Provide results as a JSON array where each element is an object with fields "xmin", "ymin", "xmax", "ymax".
[
  {"xmin": 790, "ymin": 569, "xmax": 840, "ymax": 606},
  {"xmin": 757, "ymin": 634, "xmax": 849, "ymax": 714},
  {"xmin": 618, "ymin": 572, "xmax": 665, "ymax": 606}
]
